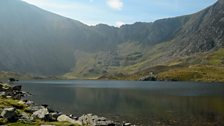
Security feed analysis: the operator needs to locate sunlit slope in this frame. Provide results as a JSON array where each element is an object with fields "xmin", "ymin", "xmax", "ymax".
[{"xmin": 100, "ymin": 48, "xmax": 224, "ymax": 82}]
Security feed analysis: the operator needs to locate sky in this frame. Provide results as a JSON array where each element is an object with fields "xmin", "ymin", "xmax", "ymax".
[{"xmin": 22, "ymin": 0, "xmax": 217, "ymax": 27}]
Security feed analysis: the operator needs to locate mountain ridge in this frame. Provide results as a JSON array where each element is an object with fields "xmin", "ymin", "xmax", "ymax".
[{"xmin": 0, "ymin": 0, "xmax": 223, "ymax": 81}]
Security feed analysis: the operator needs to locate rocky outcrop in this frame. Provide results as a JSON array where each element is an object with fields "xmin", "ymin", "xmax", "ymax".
[
  {"xmin": 139, "ymin": 72, "xmax": 157, "ymax": 81},
  {"xmin": 0, "ymin": 83, "xmax": 27, "ymax": 99}
]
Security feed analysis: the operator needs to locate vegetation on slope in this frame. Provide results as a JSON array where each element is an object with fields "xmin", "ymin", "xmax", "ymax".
[
  {"xmin": 99, "ymin": 48, "xmax": 224, "ymax": 82},
  {"xmin": 158, "ymin": 48, "xmax": 224, "ymax": 82},
  {"xmin": 158, "ymin": 65, "xmax": 224, "ymax": 82}
]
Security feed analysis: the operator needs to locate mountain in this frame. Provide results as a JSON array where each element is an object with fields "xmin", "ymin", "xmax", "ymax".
[
  {"xmin": 0, "ymin": 0, "xmax": 117, "ymax": 75},
  {"xmin": 172, "ymin": 0, "xmax": 224, "ymax": 54},
  {"xmin": 0, "ymin": 0, "xmax": 223, "ymax": 81}
]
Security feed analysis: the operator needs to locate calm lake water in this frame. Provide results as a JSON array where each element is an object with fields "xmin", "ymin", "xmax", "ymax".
[{"xmin": 18, "ymin": 80, "xmax": 224, "ymax": 126}]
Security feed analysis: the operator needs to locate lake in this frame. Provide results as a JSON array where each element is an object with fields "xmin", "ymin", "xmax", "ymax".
[{"xmin": 18, "ymin": 80, "xmax": 224, "ymax": 126}]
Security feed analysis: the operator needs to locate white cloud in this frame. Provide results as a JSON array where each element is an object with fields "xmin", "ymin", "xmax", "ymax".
[
  {"xmin": 107, "ymin": 0, "xmax": 123, "ymax": 10},
  {"xmin": 115, "ymin": 21, "xmax": 125, "ymax": 27}
]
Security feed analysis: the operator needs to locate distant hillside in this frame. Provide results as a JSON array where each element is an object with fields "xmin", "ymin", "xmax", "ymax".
[{"xmin": 0, "ymin": 0, "xmax": 223, "ymax": 81}]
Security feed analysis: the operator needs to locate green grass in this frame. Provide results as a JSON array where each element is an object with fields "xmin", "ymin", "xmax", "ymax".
[
  {"xmin": 0, "ymin": 97, "xmax": 26, "ymax": 109},
  {"xmin": 158, "ymin": 65, "xmax": 224, "ymax": 82},
  {"xmin": 207, "ymin": 48, "xmax": 224, "ymax": 65},
  {"xmin": 0, "ymin": 118, "xmax": 8, "ymax": 125}
]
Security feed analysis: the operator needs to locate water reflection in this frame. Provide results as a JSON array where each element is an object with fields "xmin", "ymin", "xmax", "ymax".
[{"xmin": 20, "ymin": 81, "xmax": 224, "ymax": 126}]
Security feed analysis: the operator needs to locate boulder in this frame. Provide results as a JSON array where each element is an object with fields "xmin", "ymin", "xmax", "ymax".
[
  {"xmin": 1, "ymin": 107, "xmax": 19, "ymax": 122},
  {"xmin": 139, "ymin": 72, "xmax": 157, "ymax": 81},
  {"xmin": 78, "ymin": 114, "xmax": 95, "ymax": 125},
  {"xmin": 79, "ymin": 114, "xmax": 115, "ymax": 126},
  {"xmin": 20, "ymin": 112, "xmax": 31, "ymax": 120},
  {"xmin": 12, "ymin": 85, "xmax": 22, "ymax": 91},
  {"xmin": 0, "ymin": 92, "xmax": 6, "ymax": 97},
  {"xmin": 45, "ymin": 112, "xmax": 61, "ymax": 122},
  {"xmin": 8, "ymin": 78, "xmax": 18, "ymax": 83},
  {"xmin": 57, "ymin": 114, "xmax": 82, "ymax": 125},
  {"xmin": 1, "ymin": 84, "xmax": 11, "ymax": 91},
  {"xmin": 24, "ymin": 100, "xmax": 34, "ymax": 106},
  {"xmin": 123, "ymin": 123, "xmax": 131, "ymax": 126},
  {"xmin": 97, "ymin": 120, "xmax": 115, "ymax": 126},
  {"xmin": 19, "ymin": 112, "xmax": 33, "ymax": 123},
  {"xmin": 41, "ymin": 104, "xmax": 49, "ymax": 108},
  {"xmin": 0, "ymin": 84, "xmax": 3, "ymax": 91},
  {"xmin": 25, "ymin": 106, "xmax": 44, "ymax": 113},
  {"xmin": 32, "ymin": 108, "xmax": 49, "ymax": 119}
]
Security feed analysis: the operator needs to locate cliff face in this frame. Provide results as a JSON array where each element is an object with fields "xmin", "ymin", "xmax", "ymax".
[{"xmin": 172, "ymin": 0, "xmax": 224, "ymax": 54}]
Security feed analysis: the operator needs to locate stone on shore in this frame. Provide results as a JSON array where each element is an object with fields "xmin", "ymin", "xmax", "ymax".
[
  {"xmin": 25, "ymin": 100, "xmax": 34, "ymax": 106},
  {"xmin": 0, "ymin": 107, "xmax": 19, "ymax": 122},
  {"xmin": 19, "ymin": 112, "xmax": 33, "ymax": 123},
  {"xmin": 123, "ymin": 122, "xmax": 132, "ymax": 126},
  {"xmin": 45, "ymin": 112, "xmax": 61, "ymax": 122},
  {"xmin": 78, "ymin": 114, "xmax": 115, "ymax": 126},
  {"xmin": 0, "ymin": 91, "xmax": 6, "ymax": 97},
  {"xmin": 12, "ymin": 85, "xmax": 22, "ymax": 91},
  {"xmin": 32, "ymin": 108, "xmax": 49, "ymax": 119},
  {"xmin": 57, "ymin": 114, "xmax": 82, "ymax": 125},
  {"xmin": 25, "ymin": 105, "xmax": 44, "ymax": 113}
]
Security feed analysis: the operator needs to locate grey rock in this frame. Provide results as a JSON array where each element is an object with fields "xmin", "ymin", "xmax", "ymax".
[
  {"xmin": 123, "ymin": 123, "xmax": 131, "ymax": 126},
  {"xmin": 57, "ymin": 114, "xmax": 82, "ymax": 125},
  {"xmin": 97, "ymin": 120, "xmax": 115, "ymax": 126},
  {"xmin": 1, "ymin": 107, "xmax": 19, "ymax": 122},
  {"xmin": 139, "ymin": 72, "xmax": 157, "ymax": 81},
  {"xmin": 0, "ymin": 84, "xmax": 3, "ymax": 91},
  {"xmin": 12, "ymin": 85, "xmax": 22, "ymax": 91},
  {"xmin": 45, "ymin": 112, "xmax": 61, "ymax": 122},
  {"xmin": 32, "ymin": 108, "xmax": 49, "ymax": 119},
  {"xmin": 19, "ymin": 112, "xmax": 33, "ymax": 123},
  {"xmin": 0, "ymin": 92, "xmax": 6, "ymax": 97},
  {"xmin": 25, "ymin": 106, "xmax": 44, "ymax": 113},
  {"xmin": 25, "ymin": 100, "xmax": 34, "ymax": 106},
  {"xmin": 6, "ymin": 96, "xmax": 12, "ymax": 99},
  {"xmin": 20, "ymin": 112, "xmax": 30, "ymax": 120},
  {"xmin": 78, "ymin": 114, "xmax": 95, "ymax": 125},
  {"xmin": 98, "ymin": 117, "xmax": 107, "ymax": 121},
  {"xmin": 79, "ymin": 114, "xmax": 115, "ymax": 126}
]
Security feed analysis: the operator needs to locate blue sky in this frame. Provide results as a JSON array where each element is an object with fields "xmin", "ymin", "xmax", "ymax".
[{"xmin": 22, "ymin": 0, "xmax": 217, "ymax": 27}]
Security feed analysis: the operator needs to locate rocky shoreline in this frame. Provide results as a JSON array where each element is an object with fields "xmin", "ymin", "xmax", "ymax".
[{"xmin": 0, "ymin": 82, "xmax": 133, "ymax": 126}]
